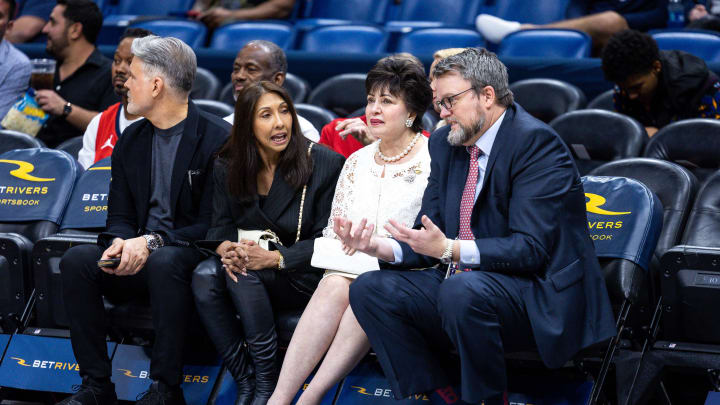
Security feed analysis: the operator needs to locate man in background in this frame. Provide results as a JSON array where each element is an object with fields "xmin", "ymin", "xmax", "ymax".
[
  {"xmin": 4, "ymin": 0, "xmax": 53, "ymax": 43},
  {"xmin": 0, "ymin": 0, "xmax": 31, "ymax": 119}
]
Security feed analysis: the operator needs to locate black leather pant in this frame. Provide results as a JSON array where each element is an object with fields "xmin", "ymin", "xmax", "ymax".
[
  {"xmin": 60, "ymin": 244, "xmax": 205, "ymax": 386},
  {"xmin": 192, "ymin": 258, "xmax": 309, "ymax": 400}
]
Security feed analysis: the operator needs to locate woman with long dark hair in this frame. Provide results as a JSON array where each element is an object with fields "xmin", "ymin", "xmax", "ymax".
[{"xmin": 192, "ymin": 81, "xmax": 344, "ymax": 405}]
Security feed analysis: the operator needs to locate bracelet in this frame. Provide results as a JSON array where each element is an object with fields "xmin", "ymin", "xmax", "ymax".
[{"xmin": 276, "ymin": 251, "xmax": 285, "ymax": 270}]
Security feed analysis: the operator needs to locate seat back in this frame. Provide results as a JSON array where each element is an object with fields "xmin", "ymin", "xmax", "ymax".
[
  {"xmin": 586, "ymin": 89, "xmax": 615, "ymax": 111},
  {"xmin": 550, "ymin": 109, "xmax": 646, "ymax": 175},
  {"xmin": 681, "ymin": 170, "xmax": 720, "ymax": 247},
  {"xmin": 307, "ymin": 73, "xmax": 368, "ymax": 117},
  {"xmin": 59, "ymin": 157, "xmax": 111, "ymax": 231},
  {"xmin": 484, "ymin": 0, "xmax": 573, "ymax": 25},
  {"xmin": 396, "ymin": 29, "xmax": 484, "ymax": 58},
  {"xmin": 509, "ymin": 78, "xmax": 587, "ymax": 123},
  {"xmin": 129, "ymin": 20, "xmax": 207, "ymax": 48},
  {"xmin": 114, "ymin": 0, "xmax": 193, "ymax": 15},
  {"xmin": 55, "ymin": 136, "xmax": 83, "ymax": 158},
  {"xmin": 0, "ymin": 130, "xmax": 44, "ymax": 154},
  {"xmin": 303, "ymin": 0, "xmax": 390, "ymax": 24},
  {"xmin": 300, "ymin": 25, "xmax": 388, "ymax": 54},
  {"xmin": 191, "ymin": 67, "xmax": 221, "ymax": 100},
  {"xmin": 643, "ymin": 119, "xmax": 720, "ymax": 183},
  {"xmin": 498, "ymin": 29, "xmax": 591, "ymax": 58},
  {"xmin": 209, "ymin": 22, "xmax": 295, "ymax": 50},
  {"xmin": 218, "ymin": 82, "xmax": 235, "ymax": 107},
  {"xmin": 590, "ymin": 158, "xmax": 698, "ymax": 277},
  {"xmin": 284, "ymin": 72, "xmax": 310, "ymax": 103},
  {"xmin": 651, "ymin": 30, "xmax": 720, "ymax": 62},
  {"xmin": 294, "ymin": 104, "xmax": 338, "ymax": 133},
  {"xmin": 194, "ymin": 99, "xmax": 234, "ymax": 118},
  {"xmin": 581, "ymin": 176, "xmax": 663, "ymax": 304},
  {"xmin": 392, "ymin": 0, "xmax": 482, "ymax": 26}
]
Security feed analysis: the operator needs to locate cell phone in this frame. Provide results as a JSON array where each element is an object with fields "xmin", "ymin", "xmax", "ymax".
[{"xmin": 97, "ymin": 258, "xmax": 121, "ymax": 268}]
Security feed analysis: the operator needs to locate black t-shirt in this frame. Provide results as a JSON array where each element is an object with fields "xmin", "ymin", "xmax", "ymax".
[
  {"xmin": 36, "ymin": 48, "xmax": 119, "ymax": 148},
  {"xmin": 145, "ymin": 119, "xmax": 186, "ymax": 235}
]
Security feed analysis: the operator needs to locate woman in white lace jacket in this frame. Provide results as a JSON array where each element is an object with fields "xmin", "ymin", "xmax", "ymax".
[{"xmin": 269, "ymin": 55, "xmax": 434, "ymax": 405}]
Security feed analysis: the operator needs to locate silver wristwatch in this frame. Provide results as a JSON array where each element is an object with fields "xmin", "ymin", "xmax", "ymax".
[
  {"xmin": 439, "ymin": 239, "xmax": 453, "ymax": 265},
  {"xmin": 143, "ymin": 233, "xmax": 164, "ymax": 252}
]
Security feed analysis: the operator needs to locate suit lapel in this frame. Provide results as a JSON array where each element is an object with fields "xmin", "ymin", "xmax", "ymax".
[
  {"xmin": 169, "ymin": 102, "xmax": 201, "ymax": 217},
  {"xmin": 476, "ymin": 105, "xmax": 515, "ymax": 203},
  {"xmin": 262, "ymin": 170, "xmax": 298, "ymax": 225},
  {"xmin": 135, "ymin": 122, "xmax": 153, "ymax": 225}
]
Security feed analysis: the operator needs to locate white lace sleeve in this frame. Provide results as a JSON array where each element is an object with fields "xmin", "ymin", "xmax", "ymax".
[{"xmin": 323, "ymin": 153, "xmax": 358, "ymax": 239}]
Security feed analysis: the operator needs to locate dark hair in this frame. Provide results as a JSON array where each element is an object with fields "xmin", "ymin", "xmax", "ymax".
[
  {"xmin": 602, "ymin": 29, "xmax": 659, "ymax": 83},
  {"xmin": 245, "ymin": 40, "xmax": 287, "ymax": 75},
  {"xmin": 365, "ymin": 54, "xmax": 433, "ymax": 133},
  {"xmin": 56, "ymin": 0, "xmax": 103, "ymax": 44},
  {"xmin": 219, "ymin": 81, "xmax": 312, "ymax": 200},
  {"xmin": 120, "ymin": 27, "xmax": 153, "ymax": 41},
  {"xmin": 1, "ymin": 0, "xmax": 16, "ymax": 20}
]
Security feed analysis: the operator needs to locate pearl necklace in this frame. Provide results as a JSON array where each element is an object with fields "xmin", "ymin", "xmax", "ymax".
[{"xmin": 377, "ymin": 132, "xmax": 422, "ymax": 163}]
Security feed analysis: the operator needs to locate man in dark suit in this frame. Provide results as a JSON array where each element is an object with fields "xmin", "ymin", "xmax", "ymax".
[
  {"xmin": 334, "ymin": 48, "xmax": 616, "ymax": 404},
  {"xmin": 58, "ymin": 36, "xmax": 229, "ymax": 405}
]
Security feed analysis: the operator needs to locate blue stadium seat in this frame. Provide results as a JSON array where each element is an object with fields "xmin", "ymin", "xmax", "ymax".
[
  {"xmin": 300, "ymin": 25, "xmax": 388, "ymax": 54},
  {"xmin": 294, "ymin": 104, "xmax": 337, "ymax": 133},
  {"xmin": 194, "ymin": 99, "xmax": 234, "ymax": 118},
  {"xmin": 209, "ymin": 22, "xmax": 295, "ymax": 50},
  {"xmin": 0, "ymin": 130, "xmax": 44, "ymax": 154},
  {"xmin": 587, "ymin": 89, "xmax": 615, "ymax": 111},
  {"xmin": 308, "ymin": 73, "xmax": 367, "ymax": 117},
  {"xmin": 498, "ymin": 29, "xmax": 591, "ymax": 58},
  {"xmin": 651, "ymin": 30, "xmax": 720, "ymax": 63},
  {"xmin": 295, "ymin": 0, "xmax": 391, "ymax": 31},
  {"xmin": 128, "ymin": 20, "xmax": 207, "ymax": 48},
  {"xmin": 109, "ymin": 0, "xmax": 193, "ymax": 16},
  {"xmin": 55, "ymin": 136, "xmax": 83, "ymax": 159},
  {"xmin": 385, "ymin": 0, "xmax": 482, "ymax": 30},
  {"xmin": 479, "ymin": 0, "xmax": 573, "ymax": 25},
  {"xmin": 395, "ymin": 28, "xmax": 484, "ymax": 57},
  {"xmin": 509, "ymin": 78, "xmax": 587, "ymax": 123},
  {"xmin": 191, "ymin": 68, "xmax": 221, "ymax": 100}
]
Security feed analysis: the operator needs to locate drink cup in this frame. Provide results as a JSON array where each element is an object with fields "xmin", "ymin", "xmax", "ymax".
[{"xmin": 30, "ymin": 58, "xmax": 56, "ymax": 91}]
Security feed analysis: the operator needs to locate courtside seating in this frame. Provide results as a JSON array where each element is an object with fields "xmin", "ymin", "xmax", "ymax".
[
  {"xmin": 0, "ymin": 149, "xmax": 80, "ymax": 321},
  {"xmin": 395, "ymin": 29, "xmax": 484, "ymax": 58},
  {"xmin": 195, "ymin": 99, "xmax": 234, "ymax": 118},
  {"xmin": 587, "ymin": 89, "xmax": 615, "ymax": 111},
  {"xmin": 191, "ymin": 68, "xmax": 221, "ymax": 100},
  {"xmin": 129, "ymin": 20, "xmax": 207, "ymax": 49},
  {"xmin": 643, "ymin": 119, "xmax": 720, "ymax": 183},
  {"xmin": 33, "ymin": 158, "xmax": 111, "ymax": 328},
  {"xmin": 580, "ymin": 175, "xmax": 663, "ymax": 402},
  {"xmin": 550, "ymin": 109, "xmax": 646, "ymax": 175},
  {"xmin": 651, "ymin": 30, "xmax": 720, "ymax": 63},
  {"xmin": 498, "ymin": 29, "xmax": 592, "ymax": 58},
  {"xmin": 0, "ymin": 130, "xmax": 44, "ymax": 154},
  {"xmin": 509, "ymin": 78, "xmax": 587, "ymax": 123},
  {"xmin": 209, "ymin": 22, "xmax": 295, "ymax": 51},
  {"xmin": 590, "ymin": 159, "xmax": 698, "ymax": 288},
  {"xmin": 295, "ymin": 104, "xmax": 337, "ymax": 133},
  {"xmin": 307, "ymin": 73, "xmax": 367, "ymax": 117},
  {"xmin": 300, "ymin": 25, "xmax": 388, "ymax": 54},
  {"xmin": 385, "ymin": 0, "xmax": 482, "ymax": 30}
]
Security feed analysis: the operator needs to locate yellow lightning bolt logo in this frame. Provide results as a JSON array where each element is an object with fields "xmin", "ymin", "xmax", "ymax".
[
  {"xmin": 117, "ymin": 369, "xmax": 138, "ymax": 378},
  {"xmin": 351, "ymin": 386, "xmax": 372, "ymax": 396},
  {"xmin": 11, "ymin": 357, "xmax": 30, "ymax": 367},
  {"xmin": 88, "ymin": 167, "xmax": 110, "ymax": 171},
  {"xmin": 0, "ymin": 160, "xmax": 55, "ymax": 182},
  {"xmin": 585, "ymin": 193, "xmax": 631, "ymax": 216}
]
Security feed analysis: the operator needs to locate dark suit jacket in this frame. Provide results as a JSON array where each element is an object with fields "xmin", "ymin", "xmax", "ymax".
[
  {"xmin": 400, "ymin": 103, "xmax": 616, "ymax": 368},
  {"xmin": 205, "ymin": 144, "xmax": 345, "ymax": 295},
  {"xmin": 98, "ymin": 101, "xmax": 230, "ymax": 248}
]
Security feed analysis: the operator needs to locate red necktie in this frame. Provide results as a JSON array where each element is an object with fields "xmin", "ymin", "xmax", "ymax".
[{"xmin": 459, "ymin": 146, "xmax": 480, "ymax": 241}]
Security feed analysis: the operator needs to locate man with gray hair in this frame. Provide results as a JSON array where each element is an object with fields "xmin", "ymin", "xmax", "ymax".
[
  {"xmin": 336, "ymin": 48, "xmax": 615, "ymax": 404},
  {"xmin": 225, "ymin": 39, "xmax": 319, "ymax": 142},
  {"xmin": 58, "ymin": 35, "xmax": 230, "ymax": 405}
]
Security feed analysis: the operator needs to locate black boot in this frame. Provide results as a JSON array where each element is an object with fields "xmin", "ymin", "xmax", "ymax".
[
  {"xmin": 136, "ymin": 380, "xmax": 186, "ymax": 405},
  {"xmin": 56, "ymin": 377, "xmax": 117, "ymax": 405},
  {"xmin": 246, "ymin": 328, "xmax": 278, "ymax": 405},
  {"xmin": 227, "ymin": 342, "xmax": 255, "ymax": 405}
]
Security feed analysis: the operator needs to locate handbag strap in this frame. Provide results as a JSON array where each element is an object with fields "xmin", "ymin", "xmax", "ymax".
[{"xmin": 295, "ymin": 143, "xmax": 314, "ymax": 243}]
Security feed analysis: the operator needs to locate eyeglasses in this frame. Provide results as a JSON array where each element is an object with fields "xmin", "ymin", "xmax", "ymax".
[{"xmin": 435, "ymin": 87, "xmax": 475, "ymax": 111}]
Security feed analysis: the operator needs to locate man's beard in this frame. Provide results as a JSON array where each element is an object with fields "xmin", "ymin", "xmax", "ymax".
[
  {"xmin": 113, "ymin": 77, "xmax": 128, "ymax": 98},
  {"xmin": 46, "ymin": 34, "xmax": 69, "ymax": 60},
  {"xmin": 447, "ymin": 113, "xmax": 485, "ymax": 146}
]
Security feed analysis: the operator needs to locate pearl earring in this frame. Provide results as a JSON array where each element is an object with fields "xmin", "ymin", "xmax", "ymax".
[{"xmin": 405, "ymin": 118, "xmax": 414, "ymax": 127}]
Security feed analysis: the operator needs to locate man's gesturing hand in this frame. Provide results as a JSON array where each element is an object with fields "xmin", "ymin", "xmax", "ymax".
[
  {"xmin": 114, "ymin": 236, "xmax": 150, "ymax": 276},
  {"xmin": 385, "ymin": 215, "xmax": 447, "ymax": 259}
]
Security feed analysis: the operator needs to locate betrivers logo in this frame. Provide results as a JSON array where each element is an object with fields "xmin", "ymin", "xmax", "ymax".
[
  {"xmin": 0, "ymin": 160, "xmax": 55, "ymax": 182},
  {"xmin": 117, "ymin": 368, "xmax": 210, "ymax": 384},
  {"xmin": 9, "ymin": 356, "xmax": 79, "ymax": 371},
  {"xmin": 350, "ymin": 385, "xmax": 429, "ymax": 401}
]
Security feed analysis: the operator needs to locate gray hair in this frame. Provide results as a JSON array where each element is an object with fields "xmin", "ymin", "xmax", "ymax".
[
  {"xmin": 245, "ymin": 40, "xmax": 287, "ymax": 75},
  {"xmin": 131, "ymin": 35, "xmax": 197, "ymax": 95},
  {"xmin": 433, "ymin": 47, "xmax": 513, "ymax": 107}
]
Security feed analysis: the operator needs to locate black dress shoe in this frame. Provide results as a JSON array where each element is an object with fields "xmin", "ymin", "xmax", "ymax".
[
  {"xmin": 56, "ymin": 377, "xmax": 118, "ymax": 405},
  {"xmin": 136, "ymin": 380, "xmax": 187, "ymax": 405}
]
